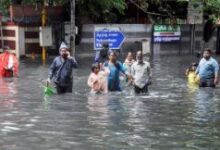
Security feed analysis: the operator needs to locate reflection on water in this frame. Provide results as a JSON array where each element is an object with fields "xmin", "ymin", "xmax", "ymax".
[
  {"xmin": 0, "ymin": 55, "xmax": 219, "ymax": 149},
  {"xmin": 0, "ymin": 78, "xmax": 18, "ymax": 96}
]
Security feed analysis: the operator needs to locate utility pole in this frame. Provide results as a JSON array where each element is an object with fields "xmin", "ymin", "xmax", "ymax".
[
  {"xmin": 70, "ymin": 0, "xmax": 75, "ymax": 56},
  {"xmin": 41, "ymin": 0, "xmax": 47, "ymax": 62}
]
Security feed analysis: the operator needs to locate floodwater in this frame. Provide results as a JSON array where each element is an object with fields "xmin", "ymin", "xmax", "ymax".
[{"xmin": 0, "ymin": 54, "xmax": 220, "ymax": 150}]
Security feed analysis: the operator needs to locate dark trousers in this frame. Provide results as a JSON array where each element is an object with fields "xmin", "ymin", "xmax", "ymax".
[
  {"xmin": 56, "ymin": 85, "xmax": 72, "ymax": 94},
  {"xmin": 3, "ymin": 69, "xmax": 13, "ymax": 77},
  {"xmin": 134, "ymin": 84, "xmax": 148, "ymax": 94},
  {"xmin": 199, "ymin": 78, "xmax": 215, "ymax": 87}
]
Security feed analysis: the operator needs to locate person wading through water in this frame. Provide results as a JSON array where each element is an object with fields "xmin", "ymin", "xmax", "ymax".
[
  {"xmin": 104, "ymin": 51, "xmax": 131, "ymax": 92},
  {"xmin": 0, "ymin": 46, "xmax": 19, "ymax": 77},
  {"xmin": 95, "ymin": 43, "xmax": 111, "ymax": 63},
  {"xmin": 123, "ymin": 51, "xmax": 135, "ymax": 85},
  {"xmin": 48, "ymin": 42, "xmax": 77, "ymax": 94},
  {"xmin": 196, "ymin": 49, "xmax": 219, "ymax": 87},
  {"xmin": 131, "ymin": 51, "xmax": 152, "ymax": 94}
]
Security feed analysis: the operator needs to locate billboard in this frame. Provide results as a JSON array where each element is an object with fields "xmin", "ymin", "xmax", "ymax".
[{"xmin": 153, "ymin": 25, "xmax": 181, "ymax": 43}]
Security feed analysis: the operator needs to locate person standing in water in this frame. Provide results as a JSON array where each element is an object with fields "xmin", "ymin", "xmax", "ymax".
[
  {"xmin": 48, "ymin": 42, "xmax": 77, "ymax": 94},
  {"xmin": 123, "ymin": 52, "xmax": 135, "ymax": 85},
  {"xmin": 87, "ymin": 63, "xmax": 109, "ymax": 94},
  {"xmin": 131, "ymin": 51, "xmax": 152, "ymax": 94},
  {"xmin": 0, "ymin": 46, "xmax": 19, "ymax": 77},
  {"xmin": 104, "ymin": 51, "xmax": 128, "ymax": 91},
  {"xmin": 95, "ymin": 43, "xmax": 111, "ymax": 63},
  {"xmin": 196, "ymin": 49, "xmax": 219, "ymax": 87},
  {"xmin": 185, "ymin": 62, "xmax": 199, "ymax": 85}
]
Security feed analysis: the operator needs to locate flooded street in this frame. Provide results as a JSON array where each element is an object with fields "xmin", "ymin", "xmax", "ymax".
[{"xmin": 0, "ymin": 54, "xmax": 220, "ymax": 150}]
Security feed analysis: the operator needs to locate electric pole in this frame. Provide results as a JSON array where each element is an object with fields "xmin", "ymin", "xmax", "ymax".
[{"xmin": 70, "ymin": 0, "xmax": 75, "ymax": 56}]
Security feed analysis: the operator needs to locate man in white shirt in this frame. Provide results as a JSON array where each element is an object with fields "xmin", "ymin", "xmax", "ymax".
[{"xmin": 131, "ymin": 51, "xmax": 152, "ymax": 94}]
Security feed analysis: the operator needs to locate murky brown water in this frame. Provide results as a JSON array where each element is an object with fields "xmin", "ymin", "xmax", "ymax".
[{"xmin": 0, "ymin": 54, "xmax": 219, "ymax": 150}]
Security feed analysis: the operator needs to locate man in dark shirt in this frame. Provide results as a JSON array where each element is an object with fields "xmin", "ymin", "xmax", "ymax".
[{"xmin": 48, "ymin": 42, "xmax": 77, "ymax": 94}]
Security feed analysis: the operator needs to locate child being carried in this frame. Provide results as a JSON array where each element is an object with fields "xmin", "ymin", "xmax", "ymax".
[{"xmin": 185, "ymin": 62, "xmax": 199, "ymax": 85}]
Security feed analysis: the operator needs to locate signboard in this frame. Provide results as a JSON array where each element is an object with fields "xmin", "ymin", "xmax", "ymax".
[
  {"xmin": 153, "ymin": 25, "xmax": 181, "ymax": 43},
  {"xmin": 94, "ymin": 27, "xmax": 125, "ymax": 50},
  {"xmin": 187, "ymin": 1, "xmax": 203, "ymax": 24},
  {"xmin": 39, "ymin": 26, "xmax": 53, "ymax": 47}
]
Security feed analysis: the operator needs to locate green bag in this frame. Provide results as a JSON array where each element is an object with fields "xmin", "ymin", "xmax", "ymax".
[{"xmin": 44, "ymin": 81, "xmax": 56, "ymax": 96}]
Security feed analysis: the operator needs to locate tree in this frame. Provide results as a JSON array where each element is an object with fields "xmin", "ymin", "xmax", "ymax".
[
  {"xmin": 77, "ymin": 0, "xmax": 127, "ymax": 23},
  {"xmin": 204, "ymin": 0, "xmax": 220, "ymax": 23},
  {"xmin": 177, "ymin": 0, "xmax": 220, "ymax": 24}
]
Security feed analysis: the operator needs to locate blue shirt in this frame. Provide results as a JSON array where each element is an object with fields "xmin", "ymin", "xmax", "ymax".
[
  {"xmin": 104, "ymin": 61, "xmax": 125, "ymax": 91},
  {"xmin": 196, "ymin": 57, "xmax": 219, "ymax": 80},
  {"xmin": 48, "ymin": 56, "xmax": 77, "ymax": 86}
]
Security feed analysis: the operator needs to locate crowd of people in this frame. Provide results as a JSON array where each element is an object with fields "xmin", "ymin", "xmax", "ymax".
[
  {"xmin": 48, "ymin": 42, "xmax": 152, "ymax": 94},
  {"xmin": 47, "ymin": 42, "xmax": 220, "ymax": 95},
  {"xmin": 0, "ymin": 42, "xmax": 218, "ymax": 95}
]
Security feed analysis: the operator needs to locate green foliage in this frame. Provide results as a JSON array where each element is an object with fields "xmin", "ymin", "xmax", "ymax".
[
  {"xmin": 204, "ymin": 0, "xmax": 220, "ymax": 22},
  {"xmin": 0, "ymin": 0, "xmax": 11, "ymax": 15},
  {"xmin": 77, "ymin": 0, "xmax": 127, "ymax": 23},
  {"xmin": 0, "ymin": 0, "xmax": 69, "ymax": 16},
  {"xmin": 77, "ymin": 0, "xmax": 163, "ymax": 23},
  {"xmin": 0, "ymin": 0, "xmax": 126, "ymax": 22},
  {"xmin": 129, "ymin": 0, "xmax": 160, "ymax": 12},
  {"xmin": 178, "ymin": 0, "xmax": 220, "ymax": 23}
]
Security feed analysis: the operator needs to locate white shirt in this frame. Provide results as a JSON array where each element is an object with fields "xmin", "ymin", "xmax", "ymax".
[
  {"xmin": 8, "ymin": 55, "xmax": 14, "ymax": 69},
  {"xmin": 131, "ymin": 61, "xmax": 152, "ymax": 88}
]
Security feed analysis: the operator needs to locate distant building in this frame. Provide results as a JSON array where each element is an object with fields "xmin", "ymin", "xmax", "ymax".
[{"xmin": 0, "ymin": 4, "xmax": 66, "ymax": 57}]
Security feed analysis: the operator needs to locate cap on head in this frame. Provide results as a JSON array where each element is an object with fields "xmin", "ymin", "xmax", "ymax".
[{"xmin": 59, "ymin": 42, "xmax": 69, "ymax": 51}]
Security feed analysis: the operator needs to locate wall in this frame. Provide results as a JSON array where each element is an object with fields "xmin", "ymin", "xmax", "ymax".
[
  {"xmin": 154, "ymin": 25, "xmax": 217, "ymax": 55},
  {"xmin": 0, "ymin": 25, "xmax": 24, "ymax": 58},
  {"xmin": 0, "ymin": 24, "xmax": 42, "ymax": 58},
  {"xmin": 78, "ymin": 24, "xmax": 217, "ymax": 55},
  {"xmin": 23, "ymin": 27, "xmax": 41, "ymax": 55},
  {"xmin": 78, "ymin": 24, "xmax": 152, "ymax": 57}
]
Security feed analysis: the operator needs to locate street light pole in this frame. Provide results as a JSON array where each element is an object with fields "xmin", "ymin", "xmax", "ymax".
[
  {"xmin": 70, "ymin": 0, "xmax": 75, "ymax": 56},
  {"xmin": 41, "ymin": 0, "xmax": 47, "ymax": 62}
]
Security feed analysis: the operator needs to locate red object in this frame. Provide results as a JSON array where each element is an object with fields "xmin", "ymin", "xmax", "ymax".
[{"xmin": 0, "ymin": 52, "xmax": 19, "ymax": 77}]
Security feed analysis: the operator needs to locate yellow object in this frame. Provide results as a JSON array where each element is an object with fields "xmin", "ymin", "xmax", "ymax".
[
  {"xmin": 188, "ymin": 72, "xmax": 200, "ymax": 85},
  {"xmin": 31, "ymin": 52, "xmax": 35, "ymax": 60},
  {"xmin": 41, "ymin": 3, "xmax": 47, "ymax": 62},
  {"xmin": 42, "ymin": 47, "xmax": 46, "ymax": 61}
]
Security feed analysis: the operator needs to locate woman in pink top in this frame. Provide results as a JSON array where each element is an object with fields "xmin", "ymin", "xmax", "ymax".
[{"xmin": 87, "ymin": 63, "xmax": 109, "ymax": 94}]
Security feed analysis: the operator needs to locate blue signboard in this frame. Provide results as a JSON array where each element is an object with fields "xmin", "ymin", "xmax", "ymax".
[{"xmin": 94, "ymin": 28, "xmax": 125, "ymax": 49}]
